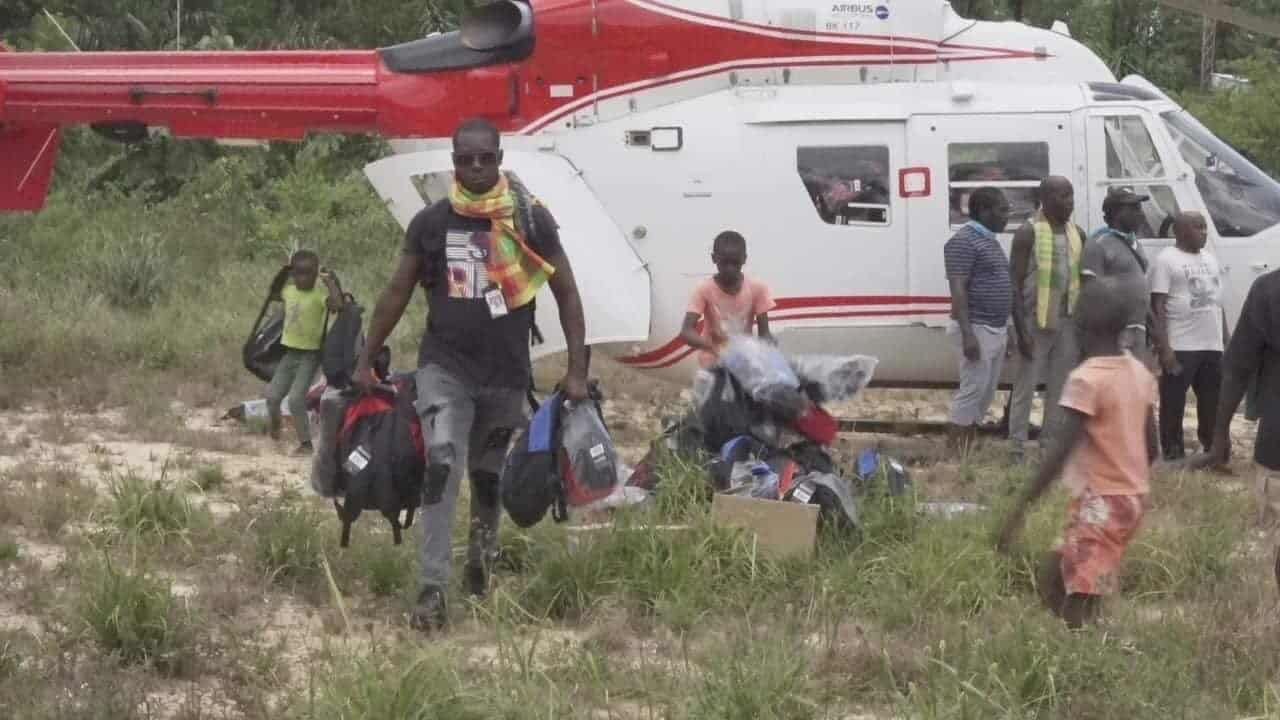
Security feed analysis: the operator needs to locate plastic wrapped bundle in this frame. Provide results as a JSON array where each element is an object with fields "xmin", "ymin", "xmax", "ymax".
[
  {"xmin": 310, "ymin": 388, "xmax": 349, "ymax": 498},
  {"xmin": 719, "ymin": 336, "xmax": 799, "ymax": 396},
  {"xmin": 790, "ymin": 355, "xmax": 879, "ymax": 404},
  {"xmin": 719, "ymin": 336, "xmax": 808, "ymax": 419}
]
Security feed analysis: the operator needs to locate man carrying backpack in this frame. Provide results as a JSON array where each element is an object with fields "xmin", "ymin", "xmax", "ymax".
[{"xmin": 353, "ymin": 117, "xmax": 588, "ymax": 633}]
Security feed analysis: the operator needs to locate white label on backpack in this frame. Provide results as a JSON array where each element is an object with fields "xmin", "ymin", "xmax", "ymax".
[
  {"xmin": 483, "ymin": 286, "xmax": 509, "ymax": 318},
  {"xmin": 345, "ymin": 446, "xmax": 371, "ymax": 474},
  {"xmin": 791, "ymin": 482, "xmax": 815, "ymax": 504},
  {"xmin": 589, "ymin": 443, "xmax": 609, "ymax": 469}
]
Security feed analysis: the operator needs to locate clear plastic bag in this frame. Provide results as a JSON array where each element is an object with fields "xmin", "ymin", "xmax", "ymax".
[
  {"xmin": 790, "ymin": 355, "xmax": 879, "ymax": 404},
  {"xmin": 561, "ymin": 400, "xmax": 622, "ymax": 505},
  {"xmin": 309, "ymin": 388, "xmax": 348, "ymax": 498},
  {"xmin": 719, "ymin": 336, "xmax": 799, "ymax": 397}
]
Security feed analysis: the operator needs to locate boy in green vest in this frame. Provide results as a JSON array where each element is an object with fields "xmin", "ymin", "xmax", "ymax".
[{"xmin": 266, "ymin": 249, "xmax": 341, "ymax": 454}]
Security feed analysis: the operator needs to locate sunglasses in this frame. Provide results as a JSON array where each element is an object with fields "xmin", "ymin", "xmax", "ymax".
[{"xmin": 452, "ymin": 151, "xmax": 499, "ymax": 168}]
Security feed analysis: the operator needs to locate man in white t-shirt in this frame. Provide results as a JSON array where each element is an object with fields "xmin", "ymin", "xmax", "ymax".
[{"xmin": 1149, "ymin": 211, "xmax": 1230, "ymax": 460}]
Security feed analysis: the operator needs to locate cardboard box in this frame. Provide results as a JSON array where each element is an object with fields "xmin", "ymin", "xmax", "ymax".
[{"xmin": 710, "ymin": 493, "xmax": 818, "ymax": 560}]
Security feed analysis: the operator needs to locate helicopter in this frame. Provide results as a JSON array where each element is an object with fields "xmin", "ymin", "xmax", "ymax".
[{"xmin": 4, "ymin": 0, "xmax": 1278, "ymax": 385}]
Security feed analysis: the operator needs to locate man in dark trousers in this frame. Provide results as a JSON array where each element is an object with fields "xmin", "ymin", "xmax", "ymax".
[
  {"xmin": 1194, "ymin": 269, "xmax": 1280, "ymax": 586},
  {"xmin": 1149, "ymin": 211, "xmax": 1230, "ymax": 460},
  {"xmin": 353, "ymin": 117, "xmax": 588, "ymax": 632}
]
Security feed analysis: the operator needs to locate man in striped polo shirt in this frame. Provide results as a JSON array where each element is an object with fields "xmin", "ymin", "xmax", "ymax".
[{"xmin": 945, "ymin": 187, "xmax": 1013, "ymax": 453}]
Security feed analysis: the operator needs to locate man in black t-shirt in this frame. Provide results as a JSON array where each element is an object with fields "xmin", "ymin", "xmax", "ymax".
[
  {"xmin": 353, "ymin": 118, "xmax": 588, "ymax": 632},
  {"xmin": 1193, "ymin": 269, "xmax": 1280, "ymax": 584}
]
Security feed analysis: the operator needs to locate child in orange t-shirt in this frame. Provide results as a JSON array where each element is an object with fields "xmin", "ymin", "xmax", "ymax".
[
  {"xmin": 680, "ymin": 230, "xmax": 777, "ymax": 368},
  {"xmin": 997, "ymin": 274, "xmax": 1159, "ymax": 628}
]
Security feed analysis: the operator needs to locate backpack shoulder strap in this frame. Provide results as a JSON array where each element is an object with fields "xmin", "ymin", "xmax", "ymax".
[
  {"xmin": 382, "ymin": 511, "xmax": 403, "ymax": 545},
  {"xmin": 334, "ymin": 498, "xmax": 356, "ymax": 548}
]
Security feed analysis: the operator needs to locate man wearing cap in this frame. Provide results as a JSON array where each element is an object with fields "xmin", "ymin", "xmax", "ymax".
[{"xmin": 1082, "ymin": 187, "xmax": 1153, "ymax": 362}]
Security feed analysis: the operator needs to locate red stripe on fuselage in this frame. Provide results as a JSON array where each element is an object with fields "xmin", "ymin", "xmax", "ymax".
[{"xmin": 514, "ymin": 0, "xmax": 1044, "ymax": 134}]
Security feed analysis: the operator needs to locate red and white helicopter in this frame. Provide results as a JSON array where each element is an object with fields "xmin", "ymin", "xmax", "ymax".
[{"xmin": 3, "ymin": 0, "xmax": 1278, "ymax": 385}]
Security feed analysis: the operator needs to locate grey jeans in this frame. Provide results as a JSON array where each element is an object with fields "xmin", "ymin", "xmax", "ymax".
[
  {"xmin": 1009, "ymin": 323, "xmax": 1079, "ymax": 446},
  {"xmin": 414, "ymin": 364, "xmax": 527, "ymax": 589},
  {"xmin": 265, "ymin": 349, "xmax": 320, "ymax": 444},
  {"xmin": 947, "ymin": 321, "xmax": 1007, "ymax": 426}
]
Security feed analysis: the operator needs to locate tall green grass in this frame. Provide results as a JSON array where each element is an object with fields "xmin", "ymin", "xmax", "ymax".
[{"xmin": 75, "ymin": 555, "xmax": 198, "ymax": 677}]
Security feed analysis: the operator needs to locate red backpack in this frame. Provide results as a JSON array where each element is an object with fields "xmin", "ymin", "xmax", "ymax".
[{"xmin": 331, "ymin": 376, "xmax": 426, "ymax": 547}]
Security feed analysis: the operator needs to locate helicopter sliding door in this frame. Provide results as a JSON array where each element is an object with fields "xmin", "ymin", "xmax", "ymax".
[
  {"xmin": 904, "ymin": 113, "xmax": 1073, "ymax": 381},
  {"xmin": 363, "ymin": 149, "xmax": 652, "ymax": 359},
  {"xmin": 738, "ymin": 118, "xmax": 915, "ymax": 368}
]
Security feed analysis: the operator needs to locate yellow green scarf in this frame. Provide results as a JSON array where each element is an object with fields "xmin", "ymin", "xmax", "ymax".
[
  {"xmin": 449, "ymin": 174, "xmax": 554, "ymax": 310},
  {"xmin": 1033, "ymin": 213, "xmax": 1082, "ymax": 329}
]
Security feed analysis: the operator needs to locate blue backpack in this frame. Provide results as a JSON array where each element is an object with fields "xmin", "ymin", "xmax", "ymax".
[{"xmin": 500, "ymin": 394, "xmax": 566, "ymax": 528}]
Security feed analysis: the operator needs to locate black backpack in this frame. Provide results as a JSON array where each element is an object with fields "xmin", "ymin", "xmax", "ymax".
[
  {"xmin": 698, "ymin": 369, "xmax": 756, "ymax": 454},
  {"xmin": 322, "ymin": 295, "xmax": 364, "ymax": 389},
  {"xmin": 242, "ymin": 268, "xmax": 289, "ymax": 383},
  {"xmin": 332, "ymin": 376, "xmax": 426, "ymax": 547},
  {"xmin": 500, "ymin": 393, "xmax": 566, "ymax": 528}
]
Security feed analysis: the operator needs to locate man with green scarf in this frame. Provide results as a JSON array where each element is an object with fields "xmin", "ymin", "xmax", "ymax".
[
  {"xmin": 354, "ymin": 117, "xmax": 588, "ymax": 633},
  {"xmin": 1009, "ymin": 177, "xmax": 1086, "ymax": 457}
]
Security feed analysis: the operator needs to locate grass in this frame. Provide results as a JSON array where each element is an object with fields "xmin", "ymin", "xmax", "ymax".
[
  {"xmin": 0, "ymin": 536, "xmax": 19, "ymax": 567},
  {"xmin": 192, "ymin": 463, "xmax": 228, "ymax": 492},
  {"xmin": 0, "ymin": 295, "xmax": 1273, "ymax": 718},
  {"xmin": 74, "ymin": 554, "xmax": 198, "ymax": 677},
  {"xmin": 0, "ymin": 423, "xmax": 1275, "ymax": 719},
  {"xmin": 106, "ymin": 470, "xmax": 210, "ymax": 541},
  {"xmin": 0, "ymin": 463, "xmax": 98, "ymax": 538},
  {"xmin": 254, "ymin": 499, "xmax": 332, "ymax": 588}
]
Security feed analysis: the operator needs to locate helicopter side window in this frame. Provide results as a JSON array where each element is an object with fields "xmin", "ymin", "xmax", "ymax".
[
  {"xmin": 797, "ymin": 146, "xmax": 891, "ymax": 226},
  {"xmin": 1102, "ymin": 116, "xmax": 1165, "ymax": 180},
  {"xmin": 948, "ymin": 142, "xmax": 1049, "ymax": 229},
  {"xmin": 1094, "ymin": 115, "xmax": 1181, "ymax": 239}
]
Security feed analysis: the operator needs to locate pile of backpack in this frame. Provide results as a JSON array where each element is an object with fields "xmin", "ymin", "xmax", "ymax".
[
  {"xmin": 627, "ymin": 337, "xmax": 899, "ymax": 533},
  {"xmin": 299, "ymin": 286, "xmax": 628, "ymax": 543}
]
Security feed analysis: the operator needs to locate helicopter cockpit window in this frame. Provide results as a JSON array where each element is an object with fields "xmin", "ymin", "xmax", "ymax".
[
  {"xmin": 797, "ymin": 146, "xmax": 891, "ymax": 226},
  {"xmin": 1094, "ymin": 115, "xmax": 1182, "ymax": 239},
  {"xmin": 948, "ymin": 142, "xmax": 1049, "ymax": 228},
  {"xmin": 1102, "ymin": 116, "xmax": 1165, "ymax": 179},
  {"xmin": 1162, "ymin": 109, "xmax": 1280, "ymax": 238}
]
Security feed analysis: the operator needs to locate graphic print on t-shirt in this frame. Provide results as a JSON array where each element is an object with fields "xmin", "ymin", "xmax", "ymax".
[
  {"xmin": 1185, "ymin": 262, "xmax": 1222, "ymax": 310},
  {"xmin": 445, "ymin": 229, "xmax": 492, "ymax": 300}
]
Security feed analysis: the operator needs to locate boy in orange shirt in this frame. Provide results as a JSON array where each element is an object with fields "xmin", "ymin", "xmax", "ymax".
[
  {"xmin": 680, "ymin": 230, "xmax": 776, "ymax": 368},
  {"xmin": 997, "ymin": 275, "xmax": 1159, "ymax": 628}
]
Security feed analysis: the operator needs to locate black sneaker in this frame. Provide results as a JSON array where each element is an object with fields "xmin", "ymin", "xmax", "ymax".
[
  {"xmin": 464, "ymin": 563, "xmax": 488, "ymax": 599},
  {"xmin": 409, "ymin": 586, "xmax": 447, "ymax": 633}
]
